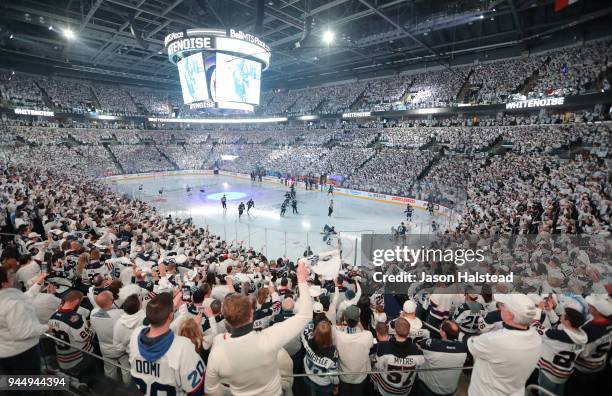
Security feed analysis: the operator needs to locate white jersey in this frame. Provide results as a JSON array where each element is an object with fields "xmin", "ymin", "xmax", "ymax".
[
  {"xmin": 81, "ymin": 261, "xmax": 113, "ymax": 285},
  {"xmin": 48, "ymin": 308, "xmax": 95, "ymax": 370},
  {"xmin": 371, "ymin": 338, "xmax": 425, "ymax": 396},
  {"xmin": 453, "ymin": 302, "xmax": 485, "ymax": 335},
  {"xmin": 575, "ymin": 321, "xmax": 612, "ymax": 373},
  {"xmin": 477, "ymin": 310, "xmax": 503, "ymax": 334},
  {"xmin": 129, "ymin": 326, "xmax": 205, "ymax": 396},
  {"xmin": 538, "ymin": 325, "xmax": 588, "ymax": 383}
]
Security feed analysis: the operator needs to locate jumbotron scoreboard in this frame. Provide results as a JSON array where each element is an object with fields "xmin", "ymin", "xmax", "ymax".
[{"xmin": 164, "ymin": 28, "xmax": 271, "ymax": 112}]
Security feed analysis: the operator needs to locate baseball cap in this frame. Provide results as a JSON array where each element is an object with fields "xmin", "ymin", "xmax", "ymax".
[
  {"xmin": 585, "ymin": 295, "xmax": 612, "ymax": 317},
  {"xmin": 403, "ymin": 300, "xmax": 417, "ymax": 314},
  {"xmin": 561, "ymin": 295, "xmax": 591, "ymax": 322},
  {"xmin": 345, "ymin": 289, "xmax": 355, "ymax": 300},
  {"xmin": 313, "ymin": 302, "xmax": 324, "ymax": 314},
  {"xmin": 345, "ymin": 305, "xmax": 360, "ymax": 322},
  {"xmin": 494, "ymin": 294, "xmax": 537, "ymax": 324}
]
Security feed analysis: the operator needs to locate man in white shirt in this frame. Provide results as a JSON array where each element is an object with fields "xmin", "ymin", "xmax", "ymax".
[
  {"xmin": 467, "ymin": 293, "xmax": 541, "ymax": 396},
  {"xmin": 15, "ymin": 254, "xmax": 40, "ymax": 289},
  {"xmin": 90, "ymin": 291, "xmax": 125, "ymax": 382},
  {"xmin": 333, "ymin": 305, "xmax": 374, "ymax": 396},
  {"xmin": 205, "ymin": 259, "xmax": 312, "ymax": 396}
]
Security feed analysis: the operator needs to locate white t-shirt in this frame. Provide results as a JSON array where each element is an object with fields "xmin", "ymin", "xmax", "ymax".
[
  {"xmin": 16, "ymin": 262, "xmax": 41, "ymax": 288},
  {"xmin": 467, "ymin": 326, "xmax": 542, "ymax": 396}
]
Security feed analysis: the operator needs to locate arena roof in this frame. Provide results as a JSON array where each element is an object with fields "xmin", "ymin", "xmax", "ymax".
[{"xmin": 0, "ymin": 0, "xmax": 611, "ymax": 90}]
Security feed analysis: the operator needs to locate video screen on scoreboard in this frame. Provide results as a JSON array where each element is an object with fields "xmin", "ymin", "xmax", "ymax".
[
  {"xmin": 215, "ymin": 52, "xmax": 261, "ymax": 105},
  {"xmin": 177, "ymin": 53, "xmax": 209, "ymax": 104}
]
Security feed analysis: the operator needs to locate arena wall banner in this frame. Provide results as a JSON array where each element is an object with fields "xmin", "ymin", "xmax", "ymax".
[{"xmin": 102, "ymin": 169, "xmax": 456, "ymax": 218}]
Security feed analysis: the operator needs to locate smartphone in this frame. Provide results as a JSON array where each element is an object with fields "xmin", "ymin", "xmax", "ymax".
[{"xmin": 182, "ymin": 286, "xmax": 192, "ymax": 302}]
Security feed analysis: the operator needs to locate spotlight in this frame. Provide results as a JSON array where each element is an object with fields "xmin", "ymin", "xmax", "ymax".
[
  {"xmin": 48, "ymin": 26, "xmax": 53, "ymax": 30},
  {"xmin": 322, "ymin": 30, "xmax": 334, "ymax": 44},
  {"xmin": 9, "ymin": 34, "xmax": 14, "ymax": 39},
  {"xmin": 63, "ymin": 28, "xmax": 75, "ymax": 40},
  {"xmin": 479, "ymin": 15, "xmax": 484, "ymax": 19}
]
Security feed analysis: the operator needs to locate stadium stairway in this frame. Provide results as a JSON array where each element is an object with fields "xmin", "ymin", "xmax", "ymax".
[
  {"xmin": 155, "ymin": 145, "xmax": 180, "ymax": 170},
  {"xmin": 456, "ymin": 68, "xmax": 475, "ymax": 103},
  {"xmin": 103, "ymin": 143, "xmax": 125, "ymax": 174},
  {"xmin": 34, "ymin": 81, "xmax": 53, "ymax": 109},
  {"xmin": 348, "ymin": 85, "xmax": 369, "ymax": 110},
  {"xmin": 15, "ymin": 134, "xmax": 32, "ymax": 147},
  {"xmin": 488, "ymin": 135, "xmax": 509, "ymax": 156},
  {"xmin": 312, "ymin": 98, "xmax": 326, "ymax": 114},
  {"xmin": 416, "ymin": 148, "xmax": 444, "ymax": 180},
  {"xmin": 419, "ymin": 138, "xmax": 437, "ymax": 151},
  {"xmin": 399, "ymin": 78, "xmax": 416, "ymax": 102},
  {"xmin": 88, "ymin": 86, "xmax": 101, "ymax": 109}
]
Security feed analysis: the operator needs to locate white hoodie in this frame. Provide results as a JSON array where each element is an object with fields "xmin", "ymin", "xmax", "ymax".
[
  {"xmin": 112, "ymin": 309, "xmax": 146, "ymax": 355},
  {"xmin": 0, "ymin": 285, "xmax": 48, "ymax": 357}
]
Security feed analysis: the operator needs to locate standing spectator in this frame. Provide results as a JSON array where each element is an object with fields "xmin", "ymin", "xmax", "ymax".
[
  {"xmin": 112, "ymin": 294, "xmax": 146, "ymax": 356},
  {"xmin": 466, "ymin": 294, "xmax": 541, "ymax": 396},
  {"xmin": 0, "ymin": 269, "xmax": 47, "ymax": 384},
  {"xmin": 371, "ymin": 317, "xmax": 425, "ymax": 396},
  {"xmin": 537, "ymin": 296, "xmax": 588, "ymax": 396},
  {"xmin": 90, "ymin": 291, "xmax": 125, "ymax": 382},
  {"xmin": 417, "ymin": 320, "xmax": 468, "ymax": 396},
  {"xmin": 48, "ymin": 291, "xmax": 95, "ymax": 379},
  {"xmin": 205, "ymin": 259, "xmax": 312, "ymax": 395},
  {"xmin": 129, "ymin": 292, "xmax": 205, "ymax": 396},
  {"xmin": 302, "ymin": 320, "xmax": 339, "ymax": 396},
  {"xmin": 568, "ymin": 294, "xmax": 612, "ymax": 394},
  {"xmin": 333, "ymin": 305, "xmax": 374, "ymax": 396}
]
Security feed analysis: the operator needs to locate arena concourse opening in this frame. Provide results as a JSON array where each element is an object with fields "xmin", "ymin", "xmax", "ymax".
[{"xmin": 0, "ymin": 1, "xmax": 610, "ymax": 396}]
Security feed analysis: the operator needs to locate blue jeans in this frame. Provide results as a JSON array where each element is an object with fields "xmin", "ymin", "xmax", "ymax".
[{"xmin": 538, "ymin": 371, "xmax": 566, "ymax": 396}]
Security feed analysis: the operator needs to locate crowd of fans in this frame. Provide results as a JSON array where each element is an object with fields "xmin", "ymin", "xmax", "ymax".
[
  {"xmin": 531, "ymin": 40, "xmax": 612, "ymax": 98},
  {"xmin": 1, "ymin": 39, "xmax": 609, "ymax": 117},
  {"xmin": 0, "ymin": 144, "xmax": 609, "ymax": 396},
  {"xmin": 0, "ymin": 35, "xmax": 610, "ymax": 396}
]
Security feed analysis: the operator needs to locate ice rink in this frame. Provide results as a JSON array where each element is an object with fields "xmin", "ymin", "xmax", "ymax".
[{"xmin": 110, "ymin": 174, "xmax": 450, "ymax": 263}]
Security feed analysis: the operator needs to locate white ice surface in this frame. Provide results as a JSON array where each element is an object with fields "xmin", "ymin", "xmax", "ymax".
[{"xmin": 111, "ymin": 174, "xmax": 450, "ymax": 264}]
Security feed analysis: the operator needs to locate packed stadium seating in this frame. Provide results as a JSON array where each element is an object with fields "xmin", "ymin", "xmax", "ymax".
[
  {"xmin": 1, "ymin": 36, "xmax": 611, "ymax": 396},
  {"xmin": 2, "ymin": 39, "xmax": 610, "ymax": 117}
]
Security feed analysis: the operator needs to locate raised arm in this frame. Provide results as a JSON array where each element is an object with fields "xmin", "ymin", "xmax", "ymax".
[{"xmin": 262, "ymin": 259, "xmax": 312, "ymax": 351}]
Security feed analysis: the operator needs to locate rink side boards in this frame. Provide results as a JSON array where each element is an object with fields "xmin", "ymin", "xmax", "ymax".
[{"xmin": 103, "ymin": 169, "xmax": 455, "ymax": 217}]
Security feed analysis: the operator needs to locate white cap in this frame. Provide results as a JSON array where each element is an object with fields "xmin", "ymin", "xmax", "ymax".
[
  {"xmin": 561, "ymin": 295, "xmax": 591, "ymax": 323},
  {"xmin": 313, "ymin": 302, "xmax": 324, "ymax": 313},
  {"xmin": 494, "ymin": 294, "xmax": 537, "ymax": 324},
  {"xmin": 403, "ymin": 300, "xmax": 417, "ymax": 314},
  {"xmin": 585, "ymin": 295, "xmax": 612, "ymax": 317}
]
